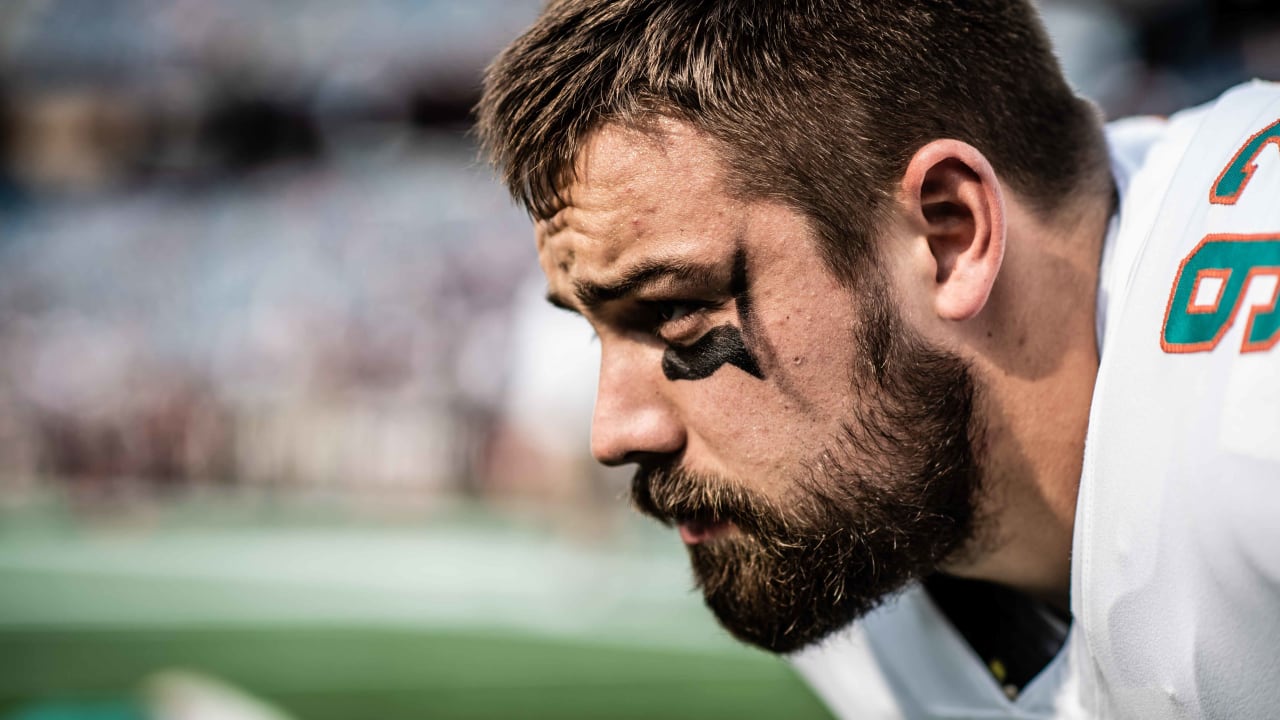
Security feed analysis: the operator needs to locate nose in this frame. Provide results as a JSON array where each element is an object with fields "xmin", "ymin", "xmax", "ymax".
[{"xmin": 590, "ymin": 343, "xmax": 686, "ymax": 466}]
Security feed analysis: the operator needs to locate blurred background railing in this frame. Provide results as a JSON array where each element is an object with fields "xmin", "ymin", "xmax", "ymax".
[{"xmin": 0, "ymin": 1, "xmax": 1276, "ymax": 719}]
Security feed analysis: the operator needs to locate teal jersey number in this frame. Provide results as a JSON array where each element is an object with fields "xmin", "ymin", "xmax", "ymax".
[
  {"xmin": 1161, "ymin": 235, "xmax": 1280, "ymax": 353},
  {"xmin": 1211, "ymin": 117, "xmax": 1280, "ymax": 205},
  {"xmin": 1161, "ymin": 115, "xmax": 1280, "ymax": 354}
]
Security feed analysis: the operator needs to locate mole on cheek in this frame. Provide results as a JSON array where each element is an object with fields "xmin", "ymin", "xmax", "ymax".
[{"xmin": 662, "ymin": 325, "xmax": 764, "ymax": 381}]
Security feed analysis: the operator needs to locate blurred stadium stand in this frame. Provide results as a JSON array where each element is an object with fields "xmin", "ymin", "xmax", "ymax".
[
  {"xmin": 0, "ymin": 0, "xmax": 546, "ymax": 508},
  {"xmin": 0, "ymin": 1, "xmax": 1276, "ymax": 719}
]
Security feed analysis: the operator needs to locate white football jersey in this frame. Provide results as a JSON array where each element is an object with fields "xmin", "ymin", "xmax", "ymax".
[
  {"xmin": 1071, "ymin": 80, "xmax": 1280, "ymax": 719},
  {"xmin": 793, "ymin": 81, "xmax": 1280, "ymax": 719},
  {"xmin": 792, "ymin": 585, "xmax": 1074, "ymax": 719}
]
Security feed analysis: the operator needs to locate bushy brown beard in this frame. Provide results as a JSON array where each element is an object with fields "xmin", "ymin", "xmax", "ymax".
[{"xmin": 631, "ymin": 294, "xmax": 984, "ymax": 654}]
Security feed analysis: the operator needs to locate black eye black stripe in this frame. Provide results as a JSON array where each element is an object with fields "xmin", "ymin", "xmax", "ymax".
[
  {"xmin": 662, "ymin": 324, "xmax": 763, "ymax": 380},
  {"xmin": 659, "ymin": 246, "xmax": 766, "ymax": 382}
]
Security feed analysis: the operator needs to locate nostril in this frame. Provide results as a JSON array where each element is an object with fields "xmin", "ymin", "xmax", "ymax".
[
  {"xmin": 590, "ymin": 420, "xmax": 685, "ymax": 467},
  {"xmin": 620, "ymin": 450, "xmax": 677, "ymax": 469}
]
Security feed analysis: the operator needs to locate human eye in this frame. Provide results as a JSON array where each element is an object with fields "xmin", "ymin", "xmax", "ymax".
[
  {"xmin": 643, "ymin": 299, "xmax": 722, "ymax": 343},
  {"xmin": 655, "ymin": 301, "xmax": 700, "ymax": 323}
]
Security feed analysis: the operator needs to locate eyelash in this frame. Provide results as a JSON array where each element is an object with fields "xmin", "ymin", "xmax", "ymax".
[
  {"xmin": 643, "ymin": 299, "xmax": 721, "ymax": 340},
  {"xmin": 656, "ymin": 301, "xmax": 699, "ymax": 323}
]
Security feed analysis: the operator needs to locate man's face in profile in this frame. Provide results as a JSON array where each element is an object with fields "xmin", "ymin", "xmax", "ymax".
[{"xmin": 538, "ymin": 118, "xmax": 986, "ymax": 653}]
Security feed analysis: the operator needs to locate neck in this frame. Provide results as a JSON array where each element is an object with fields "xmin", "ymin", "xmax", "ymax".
[{"xmin": 946, "ymin": 194, "xmax": 1112, "ymax": 608}]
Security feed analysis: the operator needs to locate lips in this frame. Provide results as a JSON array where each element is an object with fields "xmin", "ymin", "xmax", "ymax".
[{"xmin": 678, "ymin": 518, "xmax": 734, "ymax": 544}]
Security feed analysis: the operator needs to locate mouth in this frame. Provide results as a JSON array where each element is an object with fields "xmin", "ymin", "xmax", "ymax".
[{"xmin": 677, "ymin": 518, "xmax": 736, "ymax": 545}]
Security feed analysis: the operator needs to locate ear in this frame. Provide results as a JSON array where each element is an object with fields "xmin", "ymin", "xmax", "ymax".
[{"xmin": 899, "ymin": 140, "xmax": 1006, "ymax": 321}]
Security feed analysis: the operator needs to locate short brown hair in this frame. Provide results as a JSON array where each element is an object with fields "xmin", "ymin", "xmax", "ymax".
[{"xmin": 476, "ymin": 0, "xmax": 1110, "ymax": 281}]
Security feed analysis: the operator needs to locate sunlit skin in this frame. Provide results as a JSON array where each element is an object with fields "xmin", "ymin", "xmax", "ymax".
[{"xmin": 538, "ymin": 118, "xmax": 1109, "ymax": 610}]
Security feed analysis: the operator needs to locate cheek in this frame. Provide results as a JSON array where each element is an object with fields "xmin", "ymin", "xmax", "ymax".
[
  {"xmin": 748, "ymin": 250, "xmax": 861, "ymax": 396},
  {"xmin": 677, "ymin": 315, "xmax": 858, "ymax": 481},
  {"xmin": 758, "ymin": 290, "xmax": 861, "ymax": 416}
]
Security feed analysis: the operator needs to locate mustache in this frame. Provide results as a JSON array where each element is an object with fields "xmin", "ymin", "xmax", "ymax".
[{"xmin": 631, "ymin": 463, "xmax": 789, "ymax": 538}]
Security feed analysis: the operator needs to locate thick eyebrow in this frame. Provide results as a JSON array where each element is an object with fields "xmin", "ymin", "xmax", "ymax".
[{"xmin": 546, "ymin": 258, "xmax": 723, "ymax": 312}]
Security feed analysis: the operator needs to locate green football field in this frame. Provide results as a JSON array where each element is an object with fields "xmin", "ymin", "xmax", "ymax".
[
  {"xmin": 0, "ymin": 626, "xmax": 829, "ymax": 719},
  {"xmin": 0, "ymin": 499, "xmax": 832, "ymax": 720}
]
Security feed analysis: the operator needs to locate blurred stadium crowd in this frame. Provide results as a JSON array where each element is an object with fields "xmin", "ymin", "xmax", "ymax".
[
  {"xmin": 0, "ymin": 0, "xmax": 554, "ymax": 514},
  {"xmin": 0, "ymin": 0, "xmax": 1276, "ymax": 518}
]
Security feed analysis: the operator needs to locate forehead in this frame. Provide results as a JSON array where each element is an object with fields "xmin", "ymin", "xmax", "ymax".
[{"xmin": 537, "ymin": 119, "xmax": 744, "ymax": 284}]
